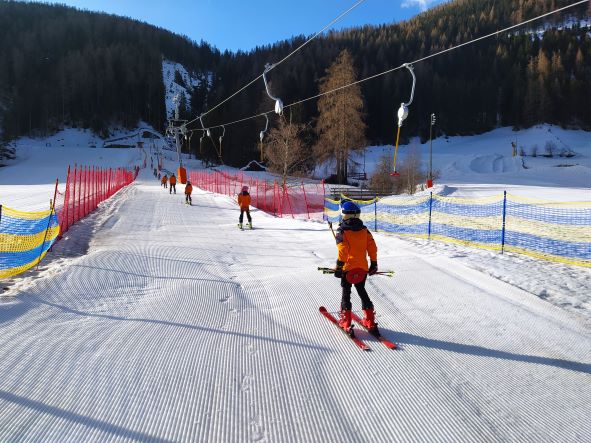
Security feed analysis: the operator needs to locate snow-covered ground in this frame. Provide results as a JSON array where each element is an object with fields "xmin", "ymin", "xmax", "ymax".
[{"xmin": 0, "ymin": 125, "xmax": 590, "ymax": 441}]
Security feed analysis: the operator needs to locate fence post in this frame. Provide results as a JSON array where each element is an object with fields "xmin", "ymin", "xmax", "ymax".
[
  {"xmin": 501, "ymin": 191, "xmax": 507, "ymax": 254},
  {"xmin": 428, "ymin": 192, "xmax": 433, "ymax": 240},
  {"xmin": 374, "ymin": 196, "xmax": 378, "ymax": 232},
  {"xmin": 76, "ymin": 166, "xmax": 81, "ymax": 222},
  {"xmin": 36, "ymin": 179, "xmax": 59, "ymax": 269},
  {"xmin": 62, "ymin": 165, "xmax": 71, "ymax": 234}
]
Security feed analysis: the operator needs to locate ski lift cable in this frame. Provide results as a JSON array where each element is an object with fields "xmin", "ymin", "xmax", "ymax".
[
  {"xmin": 190, "ymin": 0, "xmax": 587, "ymax": 131},
  {"xmin": 184, "ymin": 0, "xmax": 368, "ymax": 127}
]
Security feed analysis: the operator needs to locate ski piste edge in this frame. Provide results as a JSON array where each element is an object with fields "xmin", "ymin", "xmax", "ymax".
[
  {"xmin": 350, "ymin": 312, "xmax": 397, "ymax": 349},
  {"xmin": 319, "ymin": 307, "xmax": 370, "ymax": 351}
]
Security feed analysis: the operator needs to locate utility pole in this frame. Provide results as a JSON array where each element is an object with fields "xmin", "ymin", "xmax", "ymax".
[
  {"xmin": 427, "ymin": 113, "xmax": 436, "ymax": 188},
  {"xmin": 168, "ymin": 94, "xmax": 187, "ymax": 167},
  {"xmin": 165, "ymin": 94, "xmax": 188, "ymax": 183}
]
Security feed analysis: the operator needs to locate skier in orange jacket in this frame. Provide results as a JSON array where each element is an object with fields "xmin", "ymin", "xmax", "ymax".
[
  {"xmin": 237, "ymin": 185, "xmax": 252, "ymax": 229},
  {"xmin": 184, "ymin": 181, "xmax": 193, "ymax": 205},
  {"xmin": 169, "ymin": 174, "xmax": 177, "ymax": 194},
  {"xmin": 334, "ymin": 201, "xmax": 378, "ymax": 334},
  {"xmin": 161, "ymin": 174, "xmax": 168, "ymax": 188}
]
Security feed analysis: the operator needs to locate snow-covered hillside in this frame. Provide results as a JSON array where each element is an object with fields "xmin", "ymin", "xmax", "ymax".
[
  {"xmin": 162, "ymin": 60, "xmax": 204, "ymax": 119},
  {"xmin": 343, "ymin": 124, "xmax": 591, "ymax": 200},
  {"xmin": 0, "ymin": 125, "xmax": 590, "ymax": 442}
]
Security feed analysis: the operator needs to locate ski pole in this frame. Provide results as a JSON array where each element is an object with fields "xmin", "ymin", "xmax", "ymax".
[
  {"xmin": 328, "ymin": 221, "xmax": 336, "ymax": 239},
  {"xmin": 374, "ymin": 271, "xmax": 395, "ymax": 277},
  {"xmin": 317, "ymin": 267, "xmax": 394, "ymax": 277}
]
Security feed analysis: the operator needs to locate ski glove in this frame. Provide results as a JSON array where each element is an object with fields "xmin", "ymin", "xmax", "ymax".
[
  {"xmin": 368, "ymin": 261, "xmax": 378, "ymax": 276},
  {"xmin": 334, "ymin": 260, "xmax": 345, "ymax": 279}
]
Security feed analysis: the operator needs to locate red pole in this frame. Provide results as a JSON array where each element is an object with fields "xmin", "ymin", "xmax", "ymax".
[
  {"xmin": 36, "ymin": 179, "xmax": 59, "ymax": 269},
  {"xmin": 108, "ymin": 168, "xmax": 112, "ymax": 197},
  {"xmin": 62, "ymin": 165, "xmax": 71, "ymax": 234},
  {"xmin": 76, "ymin": 166, "xmax": 81, "ymax": 222},
  {"xmin": 284, "ymin": 184, "xmax": 294, "ymax": 219},
  {"xmin": 302, "ymin": 181, "xmax": 310, "ymax": 219},
  {"xmin": 256, "ymin": 179, "xmax": 259, "ymax": 209},
  {"xmin": 263, "ymin": 180, "xmax": 267, "ymax": 212},
  {"xmin": 82, "ymin": 166, "xmax": 86, "ymax": 217}
]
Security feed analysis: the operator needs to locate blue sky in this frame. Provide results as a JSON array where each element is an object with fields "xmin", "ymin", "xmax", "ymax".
[{"xmin": 30, "ymin": 0, "xmax": 447, "ymax": 52}]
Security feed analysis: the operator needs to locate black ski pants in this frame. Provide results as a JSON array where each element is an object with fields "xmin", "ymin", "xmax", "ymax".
[
  {"xmin": 341, "ymin": 275, "xmax": 373, "ymax": 311},
  {"xmin": 239, "ymin": 209, "xmax": 252, "ymax": 223}
]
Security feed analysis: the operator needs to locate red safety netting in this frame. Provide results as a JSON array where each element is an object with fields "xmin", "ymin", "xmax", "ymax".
[
  {"xmin": 57, "ymin": 165, "xmax": 136, "ymax": 235},
  {"xmin": 188, "ymin": 170, "xmax": 325, "ymax": 221}
]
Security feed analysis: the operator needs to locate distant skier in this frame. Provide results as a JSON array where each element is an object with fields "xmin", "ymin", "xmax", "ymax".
[
  {"xmin": 161, "ymin": 174, "xmax": 168, "ymax": 189},
  {"xmin": 237, "ymin": 185, "xmax": 252, "ymax": 229},
  {"xmin": 169, "ymin": 174, "xmax": 177, "ymax": 194},
  {"xmin": 185, "ymin": 181, "xmax": 193, "ymax": 205},
  {"xmin": 334, "ymin": 201, "xmax": 378, "ymax": 334}
]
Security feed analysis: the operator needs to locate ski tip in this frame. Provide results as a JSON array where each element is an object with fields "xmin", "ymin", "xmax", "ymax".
[{"xmin": 319, "ymin": 306, "xmax": 328, "ymax": 313}]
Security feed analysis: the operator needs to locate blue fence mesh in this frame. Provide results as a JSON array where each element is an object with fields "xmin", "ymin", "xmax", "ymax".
[
  {"xmin": 324, "ymin": 192, "xmax": 591, "ymax": 267},
  {"xmin": 0, "ymin": 205, "xmax": 60, "ymax": 278}
]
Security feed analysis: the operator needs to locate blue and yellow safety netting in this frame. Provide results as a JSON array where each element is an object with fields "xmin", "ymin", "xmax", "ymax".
[
  {"xmin": 0, "ymin": 206, "xmax": 60, "ymax": 278},
  {"xmin": 324, "ymin": 192, "xmax": 591, "ymax": 267}
]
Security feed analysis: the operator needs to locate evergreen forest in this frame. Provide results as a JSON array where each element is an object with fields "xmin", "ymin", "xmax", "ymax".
[{"xmin": 0, "ymin": 0, "xmax": 590, "ymax": 168}]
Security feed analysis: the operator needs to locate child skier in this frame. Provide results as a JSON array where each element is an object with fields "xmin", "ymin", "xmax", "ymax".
[
  {"xmin": 185, "ymin": 181, "xmax": 193, "ymax": 205},
  {"xmin": 169, "ymin": 174, "xmax": 177, "ymax": 194},
  {"xmin": 334, "ymin": 201, "xmax": 378, "ymax": 334},
  {"xmin": 237, "ymin": 185, "xmax": 252, "ymax": 229}
]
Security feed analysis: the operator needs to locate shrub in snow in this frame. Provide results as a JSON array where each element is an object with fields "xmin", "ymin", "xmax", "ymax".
[{"xmin": 544, "ymin": 141, "xmax": 557, "ymax": 158}]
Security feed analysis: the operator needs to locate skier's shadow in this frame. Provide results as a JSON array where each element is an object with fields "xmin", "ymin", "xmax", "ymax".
[{"xmin": 383, "ymin": 329, "xmax": 591, "ymax": 374}]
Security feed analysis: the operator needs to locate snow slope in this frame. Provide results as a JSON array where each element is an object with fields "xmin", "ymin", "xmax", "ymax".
[
  {"xmin": 0, "ymin": 128, "xmax": 145, "ymax": 211},
  {"xmin": 0, "ymin": 125, "xmax": 590, "ymax": 441},
  {"xmin": 0, "ymin": 168, "xmax": 589, "ymax": 442}
]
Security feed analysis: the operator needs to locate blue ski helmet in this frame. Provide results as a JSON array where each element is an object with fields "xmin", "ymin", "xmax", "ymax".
[{"xmin": 341, "ymin": 201, "xmax": 361, "ymax": 215}]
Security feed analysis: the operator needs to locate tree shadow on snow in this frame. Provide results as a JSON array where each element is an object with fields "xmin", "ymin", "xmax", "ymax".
[
  {"xmin": 0, "ymin": 390, "xmax": 173, "ymax": 443},
  {"xmin": 387, "ymin": 329, "xmax": 591, "ymax": 375}
]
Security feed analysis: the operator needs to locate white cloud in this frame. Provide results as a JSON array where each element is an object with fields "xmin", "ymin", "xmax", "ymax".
[{"xmin": 401, "ymin": 0, "xmax": 436, "ymax": 12}]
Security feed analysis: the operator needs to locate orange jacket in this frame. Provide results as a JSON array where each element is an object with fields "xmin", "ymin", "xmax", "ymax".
[
  {"xmin": 336, "ymin": 218, "xmax": 377, "ymax": 272},
  {"xmin": 161, "ymin": 175, "xmax": 168, "ymax": 184},
  {"xmin": 238, "ymin": 192, "xmax": 251, "ymax": 210},
  {"xmin": 169, "ymin": 175, "xmax": 177, "ymax": 185},
  {"xmin": 185, "ymin": 184, "xmax": 193, "ymax": 195}
]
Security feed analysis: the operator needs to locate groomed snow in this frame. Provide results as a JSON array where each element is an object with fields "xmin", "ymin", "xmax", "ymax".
[{"xmin": 0, "ymin": 125, "xmax": 590, "ymax": 441}]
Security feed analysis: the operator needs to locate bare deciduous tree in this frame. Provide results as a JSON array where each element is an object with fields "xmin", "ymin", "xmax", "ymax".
[
  {"xmin": 315, "ymin": 49, "xmax": 366, "ymax": 184},
  {"xmin": 369, "ymin": 147, "xmax": 425, "ymax": 195},
  {"xmin": 265, "ymin": 112, "xmax": 308, "ymax": 186},
  {"xmin": 369, "ymin": 156, "xmax": 396, "ymax": 194},
  {"xmin": 398, "ymin": 146, "xmax": 424, "ymax": 195}
]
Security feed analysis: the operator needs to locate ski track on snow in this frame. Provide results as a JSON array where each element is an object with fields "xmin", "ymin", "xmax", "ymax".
[{"xmin": 0, "ymin": 168, "xmax": 589, "ymax": 442}]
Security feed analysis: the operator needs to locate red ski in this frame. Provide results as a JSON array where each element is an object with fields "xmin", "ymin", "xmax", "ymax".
[
  {"xmin": 319, "ymin": 307, "xmax": 370, "ymax": 351},
  {"xmin": 351, "ymin": 312, "xmax": 397, "ymax": 349}
]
